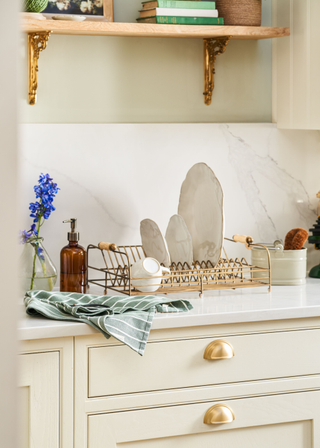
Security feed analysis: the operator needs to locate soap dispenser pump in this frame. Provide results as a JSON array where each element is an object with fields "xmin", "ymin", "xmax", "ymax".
[{"xmin": 60, "ymin": 219, "xmax": 87, "ymax": 293}]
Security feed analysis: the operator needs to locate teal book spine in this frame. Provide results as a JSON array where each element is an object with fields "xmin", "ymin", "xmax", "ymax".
[{"xmin": 156, "ymin": 16, "xmax": 224, "ymax": 24}]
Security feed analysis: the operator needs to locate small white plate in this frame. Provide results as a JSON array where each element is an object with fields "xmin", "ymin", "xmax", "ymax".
[
  {"xmin": 165, "ymin": 215, "xmax": 193, "ymax": 266},
  {"xmin": 52, "ymin": 15, "xmax": 86, "ymax": 21},
  {"xmin": 140, "ymin": 219, "xmax": 171, "ymax": 268}
]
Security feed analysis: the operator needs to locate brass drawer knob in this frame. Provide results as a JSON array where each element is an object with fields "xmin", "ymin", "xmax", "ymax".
[
  {"xmin": 203, "ymin": 339, "xmax": 234, "ymax": 360},
  {"xmin": 204, "ymin": 404, "xmax": 235, "ymax": 425}
]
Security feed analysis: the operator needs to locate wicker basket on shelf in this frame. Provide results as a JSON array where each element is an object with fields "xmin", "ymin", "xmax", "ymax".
[{"xmin": 216, "ymin": 0, "xmax": 261, "ymax": 26}]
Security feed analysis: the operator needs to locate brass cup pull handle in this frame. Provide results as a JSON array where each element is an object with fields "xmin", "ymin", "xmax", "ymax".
[
  {"xmin": 204, "ymin": 404, "xmax": 235, "ymax": 425},
  {"xmin": 203, "ymin": 339, "xmax": 234, "ymax": 360}
]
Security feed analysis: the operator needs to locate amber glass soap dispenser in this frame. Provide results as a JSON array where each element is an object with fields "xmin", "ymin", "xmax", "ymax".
[{"xmin": 60, "ymin": 219, "xmax": 87, "ymax": 293}]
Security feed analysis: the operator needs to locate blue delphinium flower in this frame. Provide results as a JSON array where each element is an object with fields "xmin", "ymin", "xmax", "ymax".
[
  {"xmin": 20, "ymin": 173, "xmax": 59, "ymax": 290},
  {"xmin": 29, "ymin": 174, "xmax": 59, "ymax": 224},
  {"xmin": 30, "ymin": 223, "xmax": 38, "ymax": 235},
  {"xmin": 37, "ymin": 245, "xmax": 45, "ymax": 261},
  {"xmin": 19, "ymin": 224, "xmax": 39, "ymax": 244},
  {"xmin": 19, "ymin": 229, "xmax": 33, "ymax": 244},
  {"xmin": 20, "ymin": 173, "xmax": 59, "ymax": 242}
]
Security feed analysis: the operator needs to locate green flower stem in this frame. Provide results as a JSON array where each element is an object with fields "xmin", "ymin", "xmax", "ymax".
[
  {"xmin": 29, "ymin": 210, "xmax": 43, "ymax": 290},
  {"xmin": 29, "ymin": 243, "xmax": 37, "ymax": 290}
]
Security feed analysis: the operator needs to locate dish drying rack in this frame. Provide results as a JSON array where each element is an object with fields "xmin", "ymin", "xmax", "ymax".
[{"xmin": 86, "ymin": 235, "xmax": 271, "ymax": 297}]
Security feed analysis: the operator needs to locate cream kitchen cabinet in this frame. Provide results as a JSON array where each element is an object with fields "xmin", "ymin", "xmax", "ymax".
[
  {"xmin": 74, "ymin": 318, "xmax": 320, "ymax": 448},
  {"xmin": 19, "ymin": 337, "xmax": 73, "ymax": 448},
  {"xmin": 19, "ymin": 351, "xmax": 59, "ymax": 448},
  {"xmin": 272, "ymin": 0, "xmax": 320, "ymax": 129},
  {"xmin": 22, "ymin": 327, "xmax": 320, "ymax": 448},
  {"xmin": 19, "ymin": 280, "xmax": 320, "ymax": 448}
]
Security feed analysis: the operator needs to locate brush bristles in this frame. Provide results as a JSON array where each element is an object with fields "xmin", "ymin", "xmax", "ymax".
[{"xmin": 284, "ymin": 228, "xmax": 308, "ymax": 250}]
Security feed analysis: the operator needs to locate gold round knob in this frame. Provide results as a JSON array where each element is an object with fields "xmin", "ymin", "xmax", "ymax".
[
  {"xmin": 203, "ymin": 404, "xmax": 235, "ymax": 425},
  {"xmin": 203, "ymin": 339, "xmax": 234, "ymax": 360}
]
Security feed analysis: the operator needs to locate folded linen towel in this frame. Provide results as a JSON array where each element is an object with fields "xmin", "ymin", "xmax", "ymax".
[{"xmin": 24, "ymin": 290, "xmax": 193, "ymax": 355}]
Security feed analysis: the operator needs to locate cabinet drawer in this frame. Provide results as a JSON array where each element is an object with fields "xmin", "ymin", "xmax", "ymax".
[
  {"xmin": 88, "ymin": 329, "xmax": 320, "ymax": 397},
  {"xmin": 87, "ymin": 390, "xmax": 320, "ymax": 448}
]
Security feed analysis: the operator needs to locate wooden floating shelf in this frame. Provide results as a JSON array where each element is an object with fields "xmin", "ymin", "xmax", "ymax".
[
  {"xmin": 21, "ymin": 14, "xmax": 290, "ymax": 106},
  {"xmin": 21, "ymin": 16, "xmax": 290, "ymax": 40}
]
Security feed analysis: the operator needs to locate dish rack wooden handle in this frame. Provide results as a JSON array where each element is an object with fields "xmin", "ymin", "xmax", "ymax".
[
  {"xmin": 98, "ymin": 242, "xmax": 119, "ymax": 252},
  {"xmin": 233, "ymin": 234, "xmax": 253, "ymax": 249}
]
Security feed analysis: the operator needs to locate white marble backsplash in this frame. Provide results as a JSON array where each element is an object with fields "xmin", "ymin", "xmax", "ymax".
[{"xmin": 19, "ymin": 124, "xmax": 320, "ymax": 277}]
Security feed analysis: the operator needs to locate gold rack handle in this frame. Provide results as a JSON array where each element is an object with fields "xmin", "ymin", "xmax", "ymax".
[
  {"xmin": 203, "ymin": 339, "xmax": 234, "ymax": 360},
  {"xmin": 204, "ymin": 404, "xmax": 235, "ymax": 425},
  {"xmin": 232, "ymin": 234, "xmax": 253, "ymax": 249},
  {"xmin": 98, "ymin": 242, "xmax": 119, "ymax": 252}
]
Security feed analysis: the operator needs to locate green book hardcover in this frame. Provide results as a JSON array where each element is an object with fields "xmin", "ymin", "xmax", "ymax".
[
  {"xmin": 137, "ymin": 15, "xmax": 224, "ymax": 24},
  {"xmin": 141, "ymin": 1, "xmax": 216, "ymax": 10}
]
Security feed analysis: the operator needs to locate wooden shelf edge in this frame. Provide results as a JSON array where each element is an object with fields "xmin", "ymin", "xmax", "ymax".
[{"xmin": 21, "ymin": 16, "xmax": 290, "ymax": 40}]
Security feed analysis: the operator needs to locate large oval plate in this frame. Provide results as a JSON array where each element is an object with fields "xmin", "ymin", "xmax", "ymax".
[
  {"xmin": 140, "ymin": 219, "xmax": 171, "ymax": 267},
  {"xmin": 178, "ymin": 163, "xmax": 224, "ymax": 267}
]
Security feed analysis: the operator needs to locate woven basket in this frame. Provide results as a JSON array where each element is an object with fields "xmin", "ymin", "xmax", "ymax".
[
  {"xmin": 216, "ymin": 0, "xmax": 261, "ymax": 26},
  {"xmin": 25, "ymin": 0, "xmax": 48, "ymax": 13}
]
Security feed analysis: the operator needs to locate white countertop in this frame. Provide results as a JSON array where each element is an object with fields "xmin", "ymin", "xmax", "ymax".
[{"xmin": 19, "ymin": 278, "xmax": 320, "ymax": 340}]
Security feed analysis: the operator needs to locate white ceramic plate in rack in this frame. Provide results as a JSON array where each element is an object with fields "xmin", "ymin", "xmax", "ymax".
[
  {"xmin": 52, "ymin": 15, "xmax": 86, "ymax": 21},
  {"xmin": 165, "ymin": 214, "xmax": 193, "ymax": 266},
  {"xmin": 178, "ymin": 163, "xmax": 224, "ymax": 268},
  {"xmin": 140, "ymin": 219, "xmax": 171, "ymax": 268}
]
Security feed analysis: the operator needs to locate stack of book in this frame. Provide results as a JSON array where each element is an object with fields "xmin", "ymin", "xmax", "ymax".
[{"xmin": 136, "ymin": 0, "xmax": 224, "ymax": 25}]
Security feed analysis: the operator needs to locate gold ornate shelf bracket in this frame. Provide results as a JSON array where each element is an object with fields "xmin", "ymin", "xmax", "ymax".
[
  {"xmin": 203, "ymin": 36, "xmax": 231, "ymax": 106},
  {"xmin": 28, "ymin": 32, "xmax": 51, "ymax": 105}
]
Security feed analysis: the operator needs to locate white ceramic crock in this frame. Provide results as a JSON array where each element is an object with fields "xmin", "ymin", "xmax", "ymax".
[
  {"xmin": 130, "ymin": 258, "xmax": 171, "ymax": 293},
  {"xmin": 251, "ymin": 247, "xmax": 307, "ymax": 286}
]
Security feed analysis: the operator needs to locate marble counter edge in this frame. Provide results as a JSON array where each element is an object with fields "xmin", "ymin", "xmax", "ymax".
[
  {"xmin": 19, "ymin": 304, "xmax": 320, "ymax": 341},
  {"xmin": 19, "ymin": 280, "xmax": 320, "ymax": 341}
]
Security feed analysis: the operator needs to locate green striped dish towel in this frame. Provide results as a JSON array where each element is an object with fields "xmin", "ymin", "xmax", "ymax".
[{"xmin": 24, "ymin": 290, "xmax": 193, "ymax": 355}]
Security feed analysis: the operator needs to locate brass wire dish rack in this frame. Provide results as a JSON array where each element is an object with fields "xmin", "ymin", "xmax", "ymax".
[{"xmin": 87, "ymin": 236, "xmax": 271, "ymax": 297}]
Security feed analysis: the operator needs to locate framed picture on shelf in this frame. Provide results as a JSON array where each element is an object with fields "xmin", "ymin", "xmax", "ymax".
[{"xmin": 40, "ymin": 0, "xmax": 114, "ymax": 22}]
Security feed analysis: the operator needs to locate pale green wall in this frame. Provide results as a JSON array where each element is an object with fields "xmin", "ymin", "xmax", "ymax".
[{"xmin": 21, "ymin": 0, "xmax": 272, "ymax": 123}]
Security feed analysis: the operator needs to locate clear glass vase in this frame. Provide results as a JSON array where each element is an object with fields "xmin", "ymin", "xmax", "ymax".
[{"xmin": 20, "ymin": 237, "xmax": 57, "ymax": 292}]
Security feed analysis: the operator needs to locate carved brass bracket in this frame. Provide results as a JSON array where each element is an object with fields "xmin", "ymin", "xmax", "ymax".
[
  {"xmin": 28, "ymin": 32, "xmax": 51, "ymax": 105},
  {"xmin": 203, "ymin": 37, "xmax": 231, "ymax": 106}
]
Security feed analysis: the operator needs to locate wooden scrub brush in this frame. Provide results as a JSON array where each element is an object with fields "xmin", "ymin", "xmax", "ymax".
[{"xmin": 284, "ymin": 228, "xmax": 308, "ymax": 250}]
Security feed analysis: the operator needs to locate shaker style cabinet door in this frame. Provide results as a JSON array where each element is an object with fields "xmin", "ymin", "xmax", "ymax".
[
  {"xmin": 87, "ymin": 391, "xmax": 320, "ymax": 448},
  {"xmin": 273, "ymin": 0, "xmax": 320, "ymax": 129},
  {"xmin": 19, "ymin": 351, "xmax": 60, "ymax": 448}
]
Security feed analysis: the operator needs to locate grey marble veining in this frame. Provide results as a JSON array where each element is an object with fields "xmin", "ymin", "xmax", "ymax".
[
  {"xmin": 221, "ymin": 124, "xmax": 317, "ymax": 242},
  {"xmin": 20, "ymin": 123, "xmax": 320, "ymax": 275}
]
